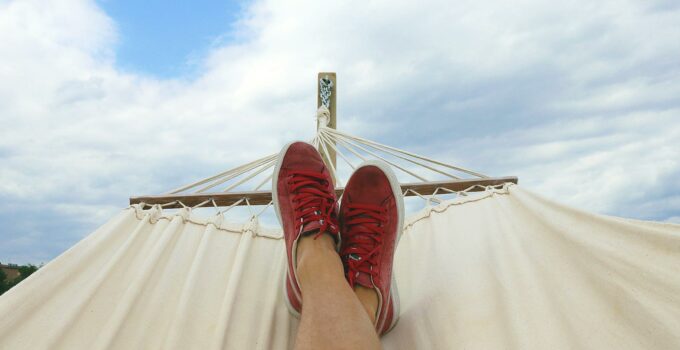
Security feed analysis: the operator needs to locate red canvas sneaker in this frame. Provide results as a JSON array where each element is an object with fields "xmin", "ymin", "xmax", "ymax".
[
  {"xmin": 339, "ymin": 160, "xmax": 404, "ymax": 335},
  {"xmin": 273, "ymin": 141, "xmax": 340, "ymax": 317}
]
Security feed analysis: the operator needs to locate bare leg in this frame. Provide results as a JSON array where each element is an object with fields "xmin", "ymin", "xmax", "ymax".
[
  {"xmin": 354, "ymin": 286, "xmax": 378, "ymax": 324},
  {"xmin": 294, "ymin": 233, "xmax": 381, "ymax": 350}
]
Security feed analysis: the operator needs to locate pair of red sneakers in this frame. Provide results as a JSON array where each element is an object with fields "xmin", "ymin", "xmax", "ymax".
[{"xmin": 272, "ymin": 141, "xmax": 404, "ymax": 335}]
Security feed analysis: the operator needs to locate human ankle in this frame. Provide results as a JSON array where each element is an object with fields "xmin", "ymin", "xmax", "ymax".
[
  {"xmin": 296, "ymin": 233, "xmax": 336, "ymax": 264},
  {"xmin": 354, "ymin": 286, "xmax": 378, "ymax": 324},
  {"xmin": 296, "ymin": 233, "xmax": 339, "ymax": 281}
]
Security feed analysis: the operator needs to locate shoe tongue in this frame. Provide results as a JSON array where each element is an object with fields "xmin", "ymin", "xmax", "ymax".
[
  {"xmin": 353, "ymin": 272, "xmax": 373, "ymax": 288},
  {"xmin": 300, "ymin": 221, "xmax": 323, "ymax": 235},
  {"xmin": 301, "ymin": 220, "xmax": 338, "ymax": 235},
  {"xmin": 300, "ymin": 221, "xmax": 339, "ymax": 245}
]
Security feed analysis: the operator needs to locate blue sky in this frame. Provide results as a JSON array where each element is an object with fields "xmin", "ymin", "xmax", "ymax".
[
  {"xmin": 97, "ymin": 0, "xmax": 244, "ymax": 77},
  {"xmin": 0, "ymin": 0, "xmax": 679, "ymax": 264}
]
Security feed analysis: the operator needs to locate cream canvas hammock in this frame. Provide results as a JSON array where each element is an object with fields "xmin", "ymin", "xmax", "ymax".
[{"xmin": 0, "ymin": 74, "xmax": 678, "ymax": 349}]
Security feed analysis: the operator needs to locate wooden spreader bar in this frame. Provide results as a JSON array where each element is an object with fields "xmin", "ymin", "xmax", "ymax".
[{"xmin": 130, "ymin": 176, "xmax": 517, "ymax": 209}]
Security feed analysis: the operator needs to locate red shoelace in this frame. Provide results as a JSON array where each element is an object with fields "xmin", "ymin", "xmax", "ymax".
[
  {"xmin": 340, "ymin": 203, "xmax": 387, "ymax": 288},
  {"xmin": 288, "ymin": 170, "xmax": 339, "ymax": 237}
]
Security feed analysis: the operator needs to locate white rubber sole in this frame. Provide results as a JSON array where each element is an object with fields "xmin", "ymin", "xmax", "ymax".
[
  {"xmin": 273, "ymin": 141, "xmax": 311, "ymax": 318},
  {"xmin": 283, "ymin": 271, "xmax": 301, "ymax": 318},
  {"xmin": 272, "ymin": 141, "xmax": 302, "ymax": 231}
]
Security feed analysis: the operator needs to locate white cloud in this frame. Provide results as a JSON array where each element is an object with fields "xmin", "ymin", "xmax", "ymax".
[{"xmin": 0, "ymin": 0, "xmax": 679, "ymax": 262}]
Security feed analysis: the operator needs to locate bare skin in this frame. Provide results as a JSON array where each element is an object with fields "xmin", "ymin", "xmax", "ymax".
[
  {"xmin": 294, "ymin": 233, "xmax": 381, "ymax": 350},
  {"xmin": 354, "ymin": 285, "xmax": 379, "ymax": 324}
]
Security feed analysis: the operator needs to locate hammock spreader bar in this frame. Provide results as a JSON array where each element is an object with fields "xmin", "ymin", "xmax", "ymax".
[{"xmin": 130, "ymin": 176, "xmax": 518, "ymax": 209}]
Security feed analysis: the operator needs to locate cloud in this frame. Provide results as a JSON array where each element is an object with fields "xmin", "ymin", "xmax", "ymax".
[{"xmin": 0, "ymin": 0, "xmax": 679, "ymax": 263}]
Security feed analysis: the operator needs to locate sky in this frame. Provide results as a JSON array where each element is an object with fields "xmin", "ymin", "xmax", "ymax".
[
  {"xmin": 97, "ymin": 0, "xmax": 243, "ymax": 77},
  {"xmin": 0, "ymin": 0, "xmax": 679, "ymax": 264}
]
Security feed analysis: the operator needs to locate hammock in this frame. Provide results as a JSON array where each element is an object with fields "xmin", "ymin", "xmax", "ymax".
[
  {"xmin": 1, "ymin": 185, "xmax": 679, "ymax": 349},
  {"xmin": 1, "ymin": 74, "xmax": 678, "ymax": 349}
]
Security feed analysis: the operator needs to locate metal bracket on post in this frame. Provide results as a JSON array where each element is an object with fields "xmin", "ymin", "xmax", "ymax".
[{"xmin": 317, "ymin": 72, "xmax": 337, "ymax": 169}]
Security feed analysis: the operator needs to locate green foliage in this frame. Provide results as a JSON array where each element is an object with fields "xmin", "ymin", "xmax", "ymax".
[
  {"xmin": 0, "ymin": 269, "xmax": 7, "ymax": 295},
  {"xmin": 0, "ymin": 263, "xmax": 40, "ymax": 296},
  {"xmin": 17, "ymin": 264, "xmax": 39, "ymax": 278}
]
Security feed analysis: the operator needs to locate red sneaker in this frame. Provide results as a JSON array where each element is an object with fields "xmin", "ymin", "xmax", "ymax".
[
  {"xmin": 339, "ymin": 160, "xmax": 404, "ymax": 335},
  {"xmin": 273, "ymin": 141, "xmax": 340, "ymax": 317}
]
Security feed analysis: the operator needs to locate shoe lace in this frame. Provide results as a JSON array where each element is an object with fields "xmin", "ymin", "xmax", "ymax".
[
  {"xmin": 288, "ymin": 170, "xmax": 339, "ymax": 237},
  {"xmin": 340, "ymin": 203, "xmax": 387, "ymax": 288}
]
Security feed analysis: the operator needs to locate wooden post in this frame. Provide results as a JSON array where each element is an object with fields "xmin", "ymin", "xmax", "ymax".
[{"xmin": 317, "ymin": 72, "xmax": 337, "ymax": 168}]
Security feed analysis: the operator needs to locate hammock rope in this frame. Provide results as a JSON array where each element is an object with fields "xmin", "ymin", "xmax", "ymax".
[
  {"xmin": 131, "ymin": 111, "xmax": 513, "ymax": 215},
  {"xmin": 165, "ymin": 123, "xmax": 492, "ymax": 197}
]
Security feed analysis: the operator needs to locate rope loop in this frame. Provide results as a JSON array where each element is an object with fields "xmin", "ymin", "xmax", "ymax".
[{"xmin": 316, "ymin": 105, "xmax": 331, "ymax": 128}]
